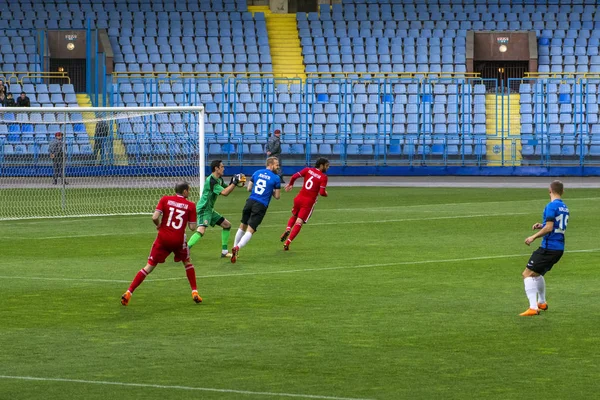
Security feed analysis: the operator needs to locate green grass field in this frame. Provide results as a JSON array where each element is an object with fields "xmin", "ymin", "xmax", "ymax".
[{"xmin": 1, "ymin": 186, "xmax": 599, "ymax": 400}]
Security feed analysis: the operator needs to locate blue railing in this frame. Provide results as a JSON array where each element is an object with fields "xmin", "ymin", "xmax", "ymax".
[{"xmin": 5, "ymin": 76, "xmax": 600, "ymax": 173}]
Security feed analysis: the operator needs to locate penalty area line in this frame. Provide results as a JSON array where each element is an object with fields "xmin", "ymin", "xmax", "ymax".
[
  {"xmin": 3, "ymin": 248, "xmax": 596, "ymax": 285},
  {"xmin": 0, "ymin": 211, "xmax": 536, "ymax": 240},
  {"xmin": 145, "ymin": 247, "xmax": 600, "ymax": 281},
  {"xmin": 0, "ymin": 375, "xmax": 374, "ymax": 400}
]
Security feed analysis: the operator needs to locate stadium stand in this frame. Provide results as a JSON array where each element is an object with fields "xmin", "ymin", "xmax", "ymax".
[{"xmin": 3, "ymin": 0, "xmax": 600, "ymax": 167}]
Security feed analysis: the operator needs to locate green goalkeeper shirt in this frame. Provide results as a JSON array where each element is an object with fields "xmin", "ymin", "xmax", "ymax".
[{"xmin": 197, "ymin": 174, "xmax": 226, "ymax": 213}]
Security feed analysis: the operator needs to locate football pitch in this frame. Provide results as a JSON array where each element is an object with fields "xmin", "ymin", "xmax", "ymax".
[{"xmin": 1, "ymin": 186, "xmax": 599, "ymax": 400}]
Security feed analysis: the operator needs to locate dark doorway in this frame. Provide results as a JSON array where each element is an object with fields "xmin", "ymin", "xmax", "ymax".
[
  {"xmin": 289, "ymin": 0, "xmax": 317, "ymax": 13},
  {"xmin": 50, "ymin": 58, "xmax": 86, "ymax": 92},
  {"xmin": 473, "ymin": 61, "xmax": 528, "ymax": 92}
]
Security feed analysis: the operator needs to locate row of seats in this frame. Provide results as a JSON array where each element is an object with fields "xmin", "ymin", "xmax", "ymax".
[
  {"xmin": 2, "ymin": 143, "xmax": 93, "ymax": 156},
  {"xmin": 0, "ymin": 0, "xmax": 247, "ymax": 13}
]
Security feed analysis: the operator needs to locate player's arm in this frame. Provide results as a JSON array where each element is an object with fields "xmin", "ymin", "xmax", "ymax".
[
  {"xmin": 272, "ymin": 188, "xmax": 281, "ymax": 200},
  {"xmin": 187, "ymin": 207, "xmax": 198, "ymax": 231},
  {"xmin": 319, "ymin": 175, "xmax": 329, "ymax": 197},
  {"xmin": 285, "ymin": 168, "xmax": 306, "ymax": 191},
  {"xmin": 152, "ymin": 210, "xmax": 162, "ymax": 228},
  {"xmin": 525, "ymin": 220, "xmax": 554, "ymax": 245},
  {"xmin": 220, "ymin": 183, "xmax": 236, "ymax": 196}
]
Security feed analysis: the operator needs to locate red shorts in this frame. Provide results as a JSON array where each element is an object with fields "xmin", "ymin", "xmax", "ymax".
[
  {"xmin": 292, "ymin": 196, "xmax": 317, "ymax": 223},
  {"xmin": 148, "ymin": 238, "xmax": 190, "ymax": 266}
]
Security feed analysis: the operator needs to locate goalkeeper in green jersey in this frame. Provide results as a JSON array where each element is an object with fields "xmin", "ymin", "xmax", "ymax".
[{"xmin": 187, "ymin": 159, "xmax": 245, "ymax": 258}]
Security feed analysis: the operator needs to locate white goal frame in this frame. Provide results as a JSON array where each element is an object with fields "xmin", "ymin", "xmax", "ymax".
[{"xmin": 0, "ymin": 106, "xmax": 206, "ymax": 220}]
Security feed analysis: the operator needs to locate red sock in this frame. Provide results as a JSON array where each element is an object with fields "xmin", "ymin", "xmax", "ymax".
[
  {"xmin": 289, "ymin": 222, "xmax": 303, "ymax": 242},
  {"xmin": 185, "ymin": 264, "xmax": 197, "ymax": 291},
  {"xmin": 286, "ymin": 216, "xmax": 296, "ymax": 230},
  {"xmin": 128, "ymin": 269, "xmax": 149, "ymax": 293}
]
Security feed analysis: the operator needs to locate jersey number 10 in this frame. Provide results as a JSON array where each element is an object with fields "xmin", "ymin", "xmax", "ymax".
[{"xmin": 555, "ymin": 213, "xmax": 569, "ymax": 233}]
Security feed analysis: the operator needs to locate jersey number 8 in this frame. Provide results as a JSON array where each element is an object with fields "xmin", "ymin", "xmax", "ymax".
[{"xmin": 254, "ymin": 178, "xmax": 267, "ymax": 195}]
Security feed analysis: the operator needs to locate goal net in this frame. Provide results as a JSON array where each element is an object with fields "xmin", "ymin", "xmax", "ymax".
[{"xmin": 0, "ymin": 106, "xmax": 205, "ymax": 220}]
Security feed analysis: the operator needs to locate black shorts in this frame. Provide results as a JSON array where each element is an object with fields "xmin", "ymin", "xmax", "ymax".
[
  {"xmin": 526, "ymin": 247, "xmax": 564, "ymax": 276},
  {"xmin": 241, "ymin": 199, "xmax": 268, "ymax": 231}
]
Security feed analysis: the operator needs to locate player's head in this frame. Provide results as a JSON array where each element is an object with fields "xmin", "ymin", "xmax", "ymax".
[
  {"xmin": 266, "ymin": 156, "xmax": 279, "ymax": 171},
  {"xmin": 550, "ymin": 180, "xmax": 564, "ymax": 196},
  {"xmin": 315, "ymin": 158, "xmax": 330, "ymax": 172},
  {"xmin": 55, "ymin": 132, "xmax": 63, "ymax": 139},
  {"xmin": 175, "ymin": 181, "xmax": 191, "ymax": 198},
  {"xmin": 211, "ymin": 159, "xmax": 225, "ymax": 175}
]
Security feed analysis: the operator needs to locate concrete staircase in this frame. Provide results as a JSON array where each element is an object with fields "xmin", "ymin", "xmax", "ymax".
[
  {"xmin": 76, "ymin": 93, "xmax": 127, "ymax": 165},
  {"xmin": 485, "ymin": 94, "xmax": 522, "ymax": 166},
  {"xmin": 249, "ymin": 6, "xmax": 305, "ymax": 79}
]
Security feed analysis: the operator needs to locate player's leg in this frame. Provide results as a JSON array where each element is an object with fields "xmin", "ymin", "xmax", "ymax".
[
  {"xmin": 537, "ymin": 251, "xmax": 562, "ymax": 311},
  {"xmin": 187, "ymin": 224, "xmax": 207, "ymax": 249},
  {"xmin": 231, "ymin": 223, "xmax": 247, "ymax": 264},
  {"xmin": 537, "ymin": 274, "xmax": 548, "ymax": 310},
  {"xmin": 520, "ymin": 268, "xmax": 540, "ymax": 315},
  {"xmin": 284, "ymin": 204, "xmax": 314, "ymax": 250},
  {"xmin": 121, "ymin": 262, "xmax": 158, "ymax": 306},
  {"xmin": 519, "ymin": 249, "xmax": 544, "ymax": 316},
  {"xmin": 281, "ymin": 199, "xmax": 301, "ymax": 241},
  {"xmin": 178, "ymin": 248, "xmax": 202, "ymax": 303},
  {"xmin": 233, "ymin": 201, "xmax": 253, "ymax": 248},
  {"xmin": 217, "ymin": 216, "xmax": 232, "ymax": 258},
  {"xmin": 235, "ymin": 203, "xmax": 266, "ymax": 253}
]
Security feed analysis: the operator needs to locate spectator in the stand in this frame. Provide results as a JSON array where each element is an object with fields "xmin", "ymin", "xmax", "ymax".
[
  {"xmin": 266, "ymin": 128, "xmax": 285, "ymax": 183},
  {"xmin": 49, "ymin": 132, "xmax": 68, "ymax": 185},
  {"xmin": 17, "ymin": 92, "xmax": 31, "ymax": 107},
  {"xmin": 0, "ymin": 92, "xmax": 6, "ymax": 107},
  {"xmin": 94, "ymin": 120, "xmax": 110, "ymax": 165},
  {"xmin": 0, "ymin": 80, "xmax": 7, "ymax": 95},
  {"xmin": 5, "ymin": 93, "xmax": 16, "ymax": 107}
]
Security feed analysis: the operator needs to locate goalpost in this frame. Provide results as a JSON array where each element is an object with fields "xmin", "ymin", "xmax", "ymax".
[{"xmin": 0, "ymin": 106, "xmax": 205, "ymax": 220}]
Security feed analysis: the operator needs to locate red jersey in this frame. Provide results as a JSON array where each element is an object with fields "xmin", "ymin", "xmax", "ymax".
[
  {"xmin": 155, "ymin": 195, "xmax": 197, "ymax": 245},
  {"xmin": 289, "ymin": 167, "xmax": 328, "ymax": 202}
]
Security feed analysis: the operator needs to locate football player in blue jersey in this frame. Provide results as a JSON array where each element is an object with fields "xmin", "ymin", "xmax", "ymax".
[
  {"xmin": 231, "ymin": 157, "xmax": 281, "ymax": 263},
  {"xmin": 520, "ymin": 180, "xmax": 569, "ymax": 316}
]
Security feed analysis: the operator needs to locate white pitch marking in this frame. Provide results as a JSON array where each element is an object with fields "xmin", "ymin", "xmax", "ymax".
[
  {"xmin": 1, "ymin": 249, "xmax": 598, "ymax": 285},
  {"xmin": 0, "ymin": 211, "xmax": 536, "ymax": 240},
  {"xmin": 2, "ymin": 196, "xmax": 599, "ymax": 224},
  {"xmin": 0, "ymin": 375, "xmax": 374, "ymax": 400}
]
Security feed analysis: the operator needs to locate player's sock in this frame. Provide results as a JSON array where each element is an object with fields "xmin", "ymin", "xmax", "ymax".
[
  {"xmin": 128, "ymin": 268, "xmax": 149, "ymax": 293},
  {"xmin": 234, "ymin": 229, "xmax": 245, "ymax": 247},
  {"xmin": 288, "ymin": 222, "xmax": 303, "ymax": 242},
  {"xmin": 523, "ymin": 277, "xmax": 538, "ymax": 310},
  {"xmin": 221, "ymin": 227, "xmax": 231, "ymax": 252},
  {"xmin": 187, "ymin": 232, "xmax": 203, "ymax": 248},
  {"xmin": 535, "ymin": 275, "xmax": 546, "ymax": 304},
  {"xmin": 237, "ymin": 231, "xmax": 253, "ymax": 249},
  {"xmin": 286, "ymin": 216, "xmax": 296, "ymax": 230},
  {"xmin": 184, "ymin": 264, "xmax": 197, "ymax": 291}
]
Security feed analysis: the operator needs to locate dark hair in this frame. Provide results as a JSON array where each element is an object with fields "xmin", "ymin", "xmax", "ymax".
[
  {"xmin": 550, "ymin": 180, "xmax": 564, "ymax": 195},
  {"xmin": 175, "ymin": 181, "xmax": 190, "ymax": 194},
  {"xmin": 315, "ymin": 158, "xmax": 329, "ymax": 168},
  {"xmin": 21, "ymin": 91, "xmax": 26, "ymax": 95},
  {"xmin": 210, "ymin": 159, "xmax": 222, "ymax": 172}
]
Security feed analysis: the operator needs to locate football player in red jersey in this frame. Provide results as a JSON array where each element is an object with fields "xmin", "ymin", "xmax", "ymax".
[
  {"xmin": 121, "ymin": 181, "xmax": 202, "ymax": 306},
  {"xmin": 280, "ymin": 158, "xmax": 330, "ymax": 251}
]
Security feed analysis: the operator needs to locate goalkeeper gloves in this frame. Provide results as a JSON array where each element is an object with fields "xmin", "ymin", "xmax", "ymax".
[{"xmin": 229, "ymin": 173, "xmax": 247, "ymax": 187}]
